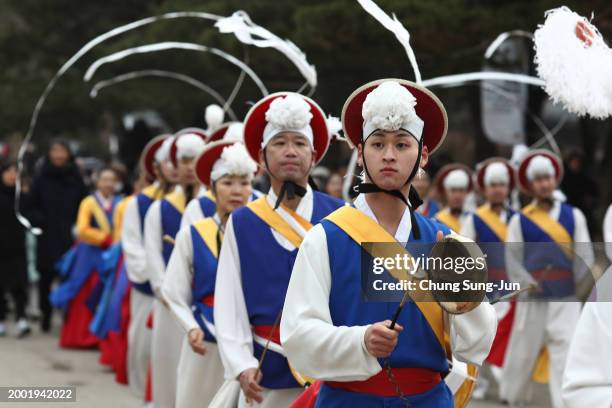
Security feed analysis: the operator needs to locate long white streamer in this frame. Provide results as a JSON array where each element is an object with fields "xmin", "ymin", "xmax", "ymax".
[
  {"xmin": 484, "ymin": 30, "xmax": 534, "ymax": 59},
  {"xmin": 421, "ymin": 72, "xmax": 545, "ymax": 88}
]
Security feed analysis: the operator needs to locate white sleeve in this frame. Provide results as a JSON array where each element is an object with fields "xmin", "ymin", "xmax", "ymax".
[
  {"xmin": 449, "ymin": 303, "xmax": 497, "ymax": 365},
  {"xmin": 562, "ymin": 303, "xmax": 612, "ymax": 408},
  {"xmin": 213, "ymin": 215, "xmax": 259, "ymax": 380},
  {"xmin": 143, "ymin": 201, "xmax": 165, "ymax": 297},
  {"xmin": 604, "ymin": 204, "xmax": 612, "ymax": 262},
  {"xmin": 121, "ymin": 199, "xmax": 147, "ymax": 283},
  {"xmin": 162, "ymin": 226, "xmax": 198, "ymax": 334},
  {"xmin": 281, "ymin": 224, "xmax": 381, "ymax": 381},
  {"xmin": 572, "ymin": 208, "xmax": 594, "ymax": 282},
  {"xmin": 505, "ymin": 214, "xmax": 537, "ymax": 287},
  {"xmin": 459, "ymin": 214, "xmax": 477, "ymax": 241},
  {"xmin": 181, "ymin": 199, "xmax": 204, "ymax": 229}
]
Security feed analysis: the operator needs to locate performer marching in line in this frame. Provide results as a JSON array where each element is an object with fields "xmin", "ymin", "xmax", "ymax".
[
  {"xmin": 213, "ymin": 92, "xmax": 344, "ymax": 407},
  {"xmin": 50, "ymin": 167, "xmax": 120, "ymax": 348},
  {"xmin": 121, "ymin": 135, "xmax": 176, "ymax": 399},
  {"xmin": 413, "ymin": 169, "xmax": 439, "ymax": 218},
  {"xmin": 502, "ymin": 150, "xmax": 594, "ymax": 408},
  {"xmin": 163, "ymin": 140, "xmax": 257, "ymax": 407},
  {"xmin": 281, "ymin": 79, "xmax": 497, "ymax": 407},
  {"xmin": 434, "ymin": 164, "xmax": 472, "ymax": 232},
  {"xmin": 143, "ymin": 132, "xmax": 206, "ymax": 407}
]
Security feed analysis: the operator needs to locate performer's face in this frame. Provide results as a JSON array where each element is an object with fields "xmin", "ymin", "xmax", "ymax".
[
  {"xmin": 261, "ymin": 132, "xmax": 315, "ymax": 184},
  {"xmin": 484, "ymin": 182, "xmax": 509, "ymax": 206},
  {"xmin": 177, "ymin": 157, "xmax": 197, "ymax": 186},
  {"xmin": 531, "ymin": 175, "xmax": 556, "ymax": 199},
  {"xmin": 96, "ymin": 169, "xmax": 117, "ymax": 197},
  {"xmin": 358, "ymin": 130, "xmax": 428, "ymax": 191},
  {"xmin": 155, "ymin": 160, "xmax": 178, "ymax": 184},
  {"xmin": 213, "ymin": 175, "xmax": 252, "ymax": 215},
  {"xmin": 445, "ymin": 188, "xmax": 467, "ymax": 210}
]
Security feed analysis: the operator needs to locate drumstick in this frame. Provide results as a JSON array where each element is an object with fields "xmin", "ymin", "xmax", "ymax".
[
  {"xmin": 163, "ymin": 234, "xmax": 175, "ymax": 245},
  {"xmin": 255, "ymin": 311, "xmax": 283, "ymax": 378},
  {"xmin": 490, "ymin": 264, "xmax": 552, "ymax": 305},
  {"xmin": 389, "ymin": 288, "xmax": 411, "ymax": 330}
]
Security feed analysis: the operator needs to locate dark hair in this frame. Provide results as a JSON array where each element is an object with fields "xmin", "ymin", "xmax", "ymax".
[
  {"xmin": 0, "ymin": 159, "xmax": 16, "ymax": 174},
  {"xmin": 47, "ymin": 138, "xmax": 75, "ymax": 163}
]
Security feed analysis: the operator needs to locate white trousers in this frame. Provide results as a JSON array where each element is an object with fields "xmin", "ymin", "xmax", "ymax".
[
  {"xmin": 127, "ymin": 289, "xmax": 153, "ymax": 399},
  {"xmin": 501, "ymin": 301, "xmax": 581, "ymax": 408},
  {"xmin": 151, "ymin": 299, "xmax": 184, "ymax": 408},
  {"xmin": 237, "ymin": 387, "xmax": 301, "ymax": 408}
]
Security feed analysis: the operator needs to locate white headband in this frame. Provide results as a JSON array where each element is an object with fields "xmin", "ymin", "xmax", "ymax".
[
  {"xmin": 176, "ymin": 134, "xmax": 206, "ymax": 160},
  {"xmin": 210, "ymin": 143, "xmax": 257, "ymax": 182},
  {"xmin": 526, "ymin": 155, "xmax": 555, "ymax": 181},
  {"xmin": 362, "ymin": 81, "xmax": 424, "ymax": 142},
  {"xmin": 261, "ymin": 94, "xmax": 313, "ymax": 149},
  {"xmin": 443, "ymin": 169, "xmax": 469, "ymax": 190},
  {"xmin": 484, "ymin": 162, "xmax": 510, "ymax": 186},
  {"xmin": 155, "ymin": 137, "xmax": 174, "ymax": 163}
]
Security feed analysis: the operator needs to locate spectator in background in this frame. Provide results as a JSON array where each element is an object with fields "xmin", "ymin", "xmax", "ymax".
[
  {"xmin": 0, "ymin": 161, "xmax": 30, "ymax": 337},
  {"xmin": 29, "ymin": 139, "xmax": 87, "ymax": 332},
  {"xmin": 561, "ymin": 150, "xmax": 599, "ymax": 235},
  {"xmin": 324, "ymin": 172, "xmax": 343, "ymax": 199}
]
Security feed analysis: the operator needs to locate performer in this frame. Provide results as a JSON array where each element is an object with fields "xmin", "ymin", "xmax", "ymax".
[
  {"xmin": 50, "ymin": 167, "xmax": 120, "ymax": 348},
  {"xmin": 434, "ymin": 164, "xmax": 472, "ymax": 232},
  {"xmin": 459, "ymin": 158, "xmax": 516, "ymax": 400},
  {"xmin": 213, "ymin": 92, "xmax": 344, "ymax": 407},
  {"xmin": 121, "ymin": 135, "xmax": 176, "ymax": 399},
  {"xmin": 502, "ymin": 150, "xmax": 594, "ymax": 408},
  {"xmin": 143, "ymin": 132, "xmax": 206, "ymax": 407},
  {"xmin": 413, "ymin": 169, "xmax": 439, "ymax": 218},
  {"xmin": 281, "ymin": 79, "xmax": 497, "ymax": 407},
  {"xmin": 163, "ymin": 140, "xmax": 257, "ymax": 407}
]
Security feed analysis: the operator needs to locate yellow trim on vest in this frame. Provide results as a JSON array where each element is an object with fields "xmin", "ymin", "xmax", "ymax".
[
  {"xmin": 165, "ymin": 190, "xmax": 186, "ymax": 214},
  {"xmin": 112, "ymin": 196, "xmax": 133, "ymax": 242},
  {"xmin": 89, "ymin": 196, "xmax": 112, "ymax": 235},
  {"xmin": 522, "ymin": 203, "xmax": 573, "ymax": 259},
  {"xmin": 325, "ymin": 206, "xmax": 450, "ymax": 358},
  {"xmin": 142, "ymin": 184, "xmax": 162, "ymax": 200},
  {"xmin": 204, "ymin": 189, "xmax": 217, "ymax": 203},
  {"xmin": 247, "ymin": 197, "xmax": 312, "ymax": 248},
  {"xmin": 435, "ymin": 209, "xmax": 461, "ymax": 232},
  {"xmin": 475, "ymin": 205, "xmax": 508, "ymax": 242},
  {"xmin": 193, "ymin": 217, "xmax": 222, "ymax": 258}
]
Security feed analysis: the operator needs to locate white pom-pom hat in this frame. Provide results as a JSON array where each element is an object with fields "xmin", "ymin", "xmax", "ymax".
[
  {"xmin": 208, "ymin": 122, "xmax": 244, "ymax": 143},
  {"xmin": 243, "ymin": 92, "xmax": 330, "ymax": 164},
  {"xmin": 341, "ymin": 79, "xmax": 447, "ymax": 153},
  {"xmin": 170, "ymin": 130, "xmax": 208, "ymax": 167},
  {"xmin": 195, "ymin": 141, "xmax": 257, "ymax": 187},
  {"xmin": 434, "ymin": 164, "xmax": 473, "ymax": 197},
  {"xmin": 140, "ymin": 134, "xmax": 172, "ymax": 179},
  {"xmin": 474, "ymin": 157, "xmax": 516, "ymax": 193},
  {"xmin": 517, "ymin": 149, "xmax": 563, "ymax": 194}
]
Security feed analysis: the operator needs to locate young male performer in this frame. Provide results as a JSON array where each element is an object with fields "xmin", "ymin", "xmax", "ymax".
[
  {"xmin": 281, "ymin": 79, "xmax": 497, "ymax": 408},
  {"xmin": 413, "ymin": 169, "xmax": 439, "ymax": 218},
  {"xmin": 121, "ymin": 135, "xmax": 176, "ymax": 398},
  {"xmin": 163, "ymin": 140, "xmax": 257, "ymax": 407},
  {"xmin": 143, "ymin": 132, "xmax": 206, "ymax": 407},
  {"xmin": 434, "ymin": 164, "xmax": 472, "ymax": 232},
  {"xmin": 213, "ymin": 92, "xmax": 344, "ymax": 407},
  {"xmin": 502, "ymin": 150, "xmax": 594, "ymax": 408}
]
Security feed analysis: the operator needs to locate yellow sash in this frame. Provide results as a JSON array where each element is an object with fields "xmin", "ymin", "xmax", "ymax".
[
  {"xmin": 204, "ymin": 189, "xmax": 217, "ymax": 203},
  {"xmin": 89, "ymin": 196, "xmax": 112, "ymax": 235},
  {"xmin": 112, "ymin": 196, "xmax": 133, "ymax": 242},
  {"xmin": 325, "ymin": 206, "xmax": 450, "ymax": 358},
  {"xmin": 474, "ymin": 205, "xmax": 508, "ymax": 242},
  {"xmin": 193, "ymin": 217, "xmax": 222, "ymax": 258},
  {"xmin": 435, "ymin": 209, "xmax": 461, "ymax": 232},
  {"xmin": 141, "ymin": 184, "xmax": 161, "ymax": 200},
  {"xmin": 165, "ymin": 190, "xmax": 186, "ymax": 214},
  {"xmin": 522, "ymin": 203, "xmax": 573, "ymax": 259},
  {"xmin": 247, "ymin": 197, "xmax": 312, "ymax": 248}
]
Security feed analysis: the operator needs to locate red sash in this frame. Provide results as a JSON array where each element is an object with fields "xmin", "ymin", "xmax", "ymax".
[{"xmin": 325, "ymin": 368, "xmax": 441, "ymax": 397}]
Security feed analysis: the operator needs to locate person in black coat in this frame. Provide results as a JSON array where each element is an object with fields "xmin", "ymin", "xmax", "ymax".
[
  {"xmin": 29, "ymin": 139, "xmax": 87, "ymax": 332},
  {"xmin": 0, "ymin": 161, "xmax": 30, "ymax": 337}
]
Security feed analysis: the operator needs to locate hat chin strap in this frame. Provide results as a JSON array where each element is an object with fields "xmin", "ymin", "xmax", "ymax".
[{"xmin": 262, "ymin": 147, "xmax": 309, "ymax": 210}]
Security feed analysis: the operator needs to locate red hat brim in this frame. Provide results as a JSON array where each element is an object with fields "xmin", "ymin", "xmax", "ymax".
[
  {"xmin": 208, "ymin": 124, "xmax": 230, "ymax": 143},
  {"xmin": 434, "ymin": 163, "xmax": 473, "ymax": 197},
  {"xmin": 243, "ymin": 92, "xmax": 330, "ymax": 164},
  {"xmin": 170, "ymin": 130, "xmax": 208, "ymax": 168},
  {"xmin": 140, "ymin": 134, "xmax": 170, "ymax": 180},
  {"xmin": 517, "ymin": 150, "xmax": 563, "ymax": 194},
  {"xmin": 341, "ymin": 79, "xmax": 447, "ymax": 154},
  {"xmin": 475, "ymin": 157, "xmax": 516, "ymax": 193}
]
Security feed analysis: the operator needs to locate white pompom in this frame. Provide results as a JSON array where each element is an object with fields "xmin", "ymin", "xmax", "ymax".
[
  {"xmin": 205, "ymin": 104, "xmax": 225, "ymax": 131},
  {"xmin": 223, "ymin": 123, "xmax": 244, "ymax": 143},
  {"xmin": 362, "ymin": 81, "xmax": 418, "ymax": 131},
  {"xmin": 534, "ymin": 7, "xmax": 612, "ymax": 119},
  {"xmin": 211, "ymin": 143, "xmax": 258, "ymax": 181},
  {"xmin": 176, "ymin": 134, "xmax": 206, "ymax": 159},
  {"xmin": 265, "ymin": 94, "xmax": 312, "ymax": 130},
  {"xmin": 326, "ymin": 115, "xmax": 342, "ymax": 139}
]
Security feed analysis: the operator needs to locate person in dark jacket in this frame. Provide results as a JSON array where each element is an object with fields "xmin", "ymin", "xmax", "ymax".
[
  {"xmin": 29, "ymin": 139, "xmax": 87, "ymax": 332},
  {"xmin": 0, "ymin": 161, "xmax": 30, "ymax": 337}
]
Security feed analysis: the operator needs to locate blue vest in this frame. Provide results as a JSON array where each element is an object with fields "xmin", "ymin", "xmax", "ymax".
[
  {"xmin": 231, "ymin": 191, "xmax": 344, "ymax": 389},
  {"xmin": 191, "ymin": 223, "xmax": 219, "ymax": 343},
  {"xmin": 198, "ymin": 195, "xmax": 217, "ymax": 219},
  {"xmin": 160, "ymin": 198, "xmax": 184, "ymax": 265},
  {"xmin": 132, "ymin": 192, "xmax": 157, "ymax": 295}
]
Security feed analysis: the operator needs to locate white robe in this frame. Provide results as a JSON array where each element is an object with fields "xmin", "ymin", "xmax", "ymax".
[
  {"xmin": 280, "ymin": 195, "xmax": 497, "ymax": 384},
  {"xmin": 121, "ymin": 193, "xmax": 153, "ymax": 399},
  {"xmin": 502, "ymin": 200, "xmax": 593, "ymax": 408},
  {"xmin": 181, "ymin": 187, "xmax": 208, "ymax": 229},
  {"xmin": 162, "ymin": 219, "xmax": 225, "ymax": 407},
  {"xmin": 214, "ymin": 187, "xmax": 315, "ymax": 407}
]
